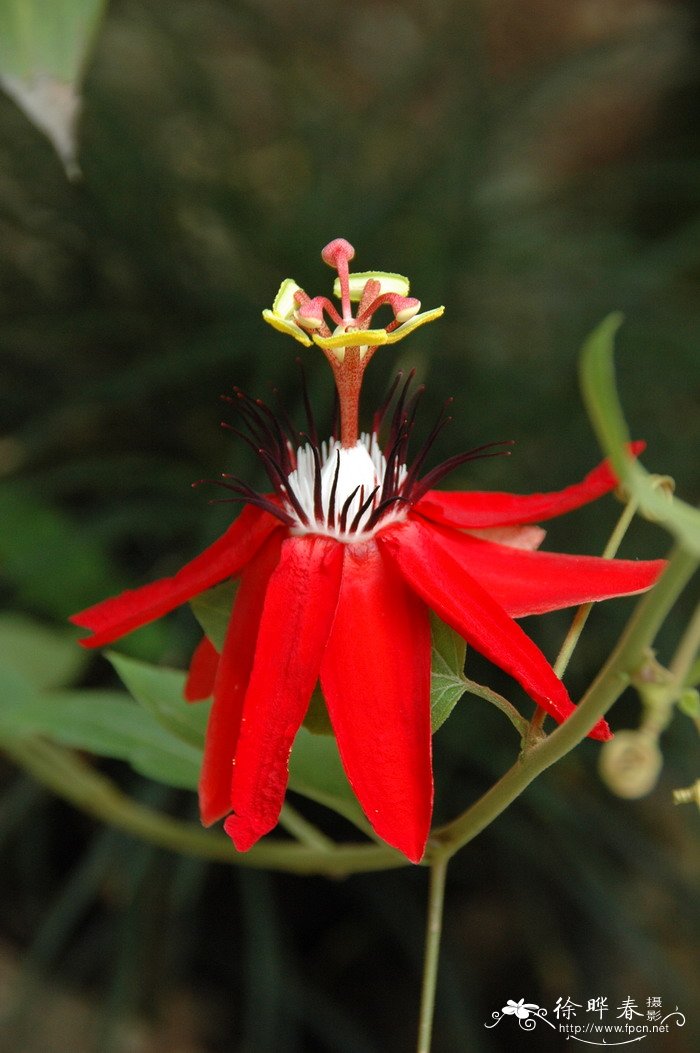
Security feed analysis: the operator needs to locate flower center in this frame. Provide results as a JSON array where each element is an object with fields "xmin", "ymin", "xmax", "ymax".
[
  {"xmin": 287, "ymin": 434, "xmax": 408, "ymax": 542},
  {"xmin": 206, "ymin": 374, "xmax": 512, "ymax": 540}
]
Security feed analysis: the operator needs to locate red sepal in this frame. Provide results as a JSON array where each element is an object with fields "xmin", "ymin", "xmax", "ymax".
[
  {"xmin": 184, "ymin": 637, "xmax": 219, "ymax": 702},
  {"xmin": 415, "ymin": 443, "xmax": 645, "ymax": 529},
  {"xmin": 420, "ymin": 521, "xmax": 665, "ymax": 618},
  {"xmin": 380, "ymin": 519, "xmax": 611, "ymax": 740},
  {"xmin": 200, "ymin": 531, "xmax": 283, "ymax": 826},
  {"xmin": 225, "ymin": 535, "xmax": 344, "ymax": 852},
  {"xmin": 70, "ymin": 506, "xmax": 278, "ymax": 648},
  {"xmin": 320, "ymin": 540, "xmax": 432, "ymax": 863}
]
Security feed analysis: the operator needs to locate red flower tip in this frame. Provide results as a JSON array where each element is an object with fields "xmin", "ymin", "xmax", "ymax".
[
  {"xmin": 184, "ymin": 636, "xmax": 219, "ymax": 702},
  {"xmin": 223, "ymin": 813, "xmax": 267, "ymax": 854},
  {"xmin": 591, "ymin": 718, "xmax": 613, "ymax": 742}
]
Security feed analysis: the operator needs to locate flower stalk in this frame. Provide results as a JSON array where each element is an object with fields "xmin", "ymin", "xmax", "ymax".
[
  {"xmin": 2, "ymin": 736, "xmax": 406, "ymax": 876},
  {"xmin": 416, "ymin": 855, "xmax": 449, "ymax": 1053}
]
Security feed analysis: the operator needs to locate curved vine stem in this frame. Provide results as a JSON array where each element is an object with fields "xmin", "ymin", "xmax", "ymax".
[
  {"xmin": 0, "ymin": 736, "xmax": 405, "ymax": 877},
  {"xmin": 528, "ymin": 495, "xmax": 639, "ymax": 738},
  {"xmin": 433, "ymin": 544, "xmax": 697, "ymax": 856}
]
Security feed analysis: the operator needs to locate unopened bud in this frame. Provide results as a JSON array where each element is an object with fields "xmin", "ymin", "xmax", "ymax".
[{"xmin": 599, "ymin": 731, "xmax": 663, "ymax": 799}]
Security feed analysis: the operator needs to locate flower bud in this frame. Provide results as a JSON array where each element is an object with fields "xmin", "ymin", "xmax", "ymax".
[{"xmin": 599, "ymin": 730, "xmax": 663, "ymax": 799}]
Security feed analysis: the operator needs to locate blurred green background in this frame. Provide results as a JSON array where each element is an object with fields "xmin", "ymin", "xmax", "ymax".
[{"xmin": 1, "ymin": 0, "xmax": 699, "ymax": 1050}]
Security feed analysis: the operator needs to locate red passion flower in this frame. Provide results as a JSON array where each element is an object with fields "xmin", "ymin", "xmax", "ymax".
[{"xmin": 71, "ymin": 238, "xmax": 664, "ymax": 863}]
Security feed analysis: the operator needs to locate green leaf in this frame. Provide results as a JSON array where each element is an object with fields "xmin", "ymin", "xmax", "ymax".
[
  {"xmin": 579, "ymin": 314, "xmax": 700, "ymax": 555},
  {"xmin": 0, "ymin": 660, "xmax": 34, "ymax": 709},
  {"xmin": 190, "ymin": 579, "xmax": 236, "ymax": 652},
  {"xmin": 677, "ymin": 688, "xmax": 700, "ymax": 719},
  {"xmin": 288, "ymin": 728, "xmax": 368, "ymax": 830},
  {"xmin": 0, "ymin": 613, "xmax": 87, "ymax": 689},
  {"xmin": 685, "ymin": 656, "xmax": 700, "ymax": 690},
  {"xmin": 302, "ymin": 684, "xmax": 334, "ymax": 735},
  {"xmin": 0, "ymin": 661, "xmax": 201, "ymax": 791},
  {"xmin": 104, "ymin": 609, "xmax": 470, "ymax": 828},
  {"xmin": 107, "ymin": 652, "xmax": 209, "ymax": 749},
  {"xmin": 0, "ymin": 485, "xmax": 168, "ymax": 660},
  {"xmin": 106, "ymin": 651, "xmax": 369, "ymax": 831},
  {"xmin": 430, "ymin": 614, "xmax": 468, "ymax": 732},
  {"xmin": 0, "ymin": 0, "xmax": 107, "ymax": 80},
  {"xmin": 0, "ymin": 484, "xmax": 118, "ymax": 616},
  {"xmin": 0, "ymin": 0, "xmax": 108, "ymax": 176}
]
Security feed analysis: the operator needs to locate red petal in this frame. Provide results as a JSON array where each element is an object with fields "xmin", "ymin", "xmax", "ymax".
[
  {"xmin": 184, "ymin": 637, "xmax": 219, "ymax": 702},
  {"xmin": 320, "ymin": 540, "xmax": 432, "ymax": 863},
  {"xmin": 200, "ymin": 531, "xmax": 283, "ymax": 826},
  {"xmin": 224, "ymin": 535, "xmax": 343, "ymax": 851},
  {"xmin": 415, "ymin": 443, "xmax": 645, "ymax": 529},
  {"xmin": 466, "ymin": 525, "xmax": 546, "ymax": 550},
  {"xmin": 420, "ymin": 522, "xmax": 665, "ymax": 617},
  {"xmin": 379, "ymin": 519, "xmax": 610, "ymax": 740},
  {"xmin": 70, "ymin": 505, "xmax": 279, "ymax": 648}
]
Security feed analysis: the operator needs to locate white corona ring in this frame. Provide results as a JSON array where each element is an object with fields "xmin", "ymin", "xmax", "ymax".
[{"xmin": 286, "ymin": 434, "xmax": 407, "ymax": 541}]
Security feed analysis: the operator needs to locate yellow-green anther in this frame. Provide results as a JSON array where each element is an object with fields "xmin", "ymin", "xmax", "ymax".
[
  {"xmin": 271, "ymin": 278, "xmax": 304, "ymax": 318},
  {"xmin": 384, "ymin": 306, "xmax": 445, "ymax": 344},
  {"xmin": 262, "ymin": 309, "xmax": 313, "ymax": 346},
  {"xmin": 334, "ymin": 271, "xmax": 410, "ymax": 302},
  {"xmin": 312, "ymin": 328, "xmax": 389, "ymax": 351}
]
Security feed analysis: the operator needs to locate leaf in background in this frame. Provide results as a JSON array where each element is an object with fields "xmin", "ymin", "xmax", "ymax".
[
  {"xmin": 0, "ymin": 484, "xmax": 117, "ymax": 615},
  {"xmin": 579, "ymin": 314, "xmax": 700, "ymax": 555},
  {"xmin": 288, "ymin": 728, "xmax": 368, "ymax": 831},
  {"xmin": 0, "ymin": 0, "xmax": 108, "ymax": 177},
  {"xmin": 0, "ymin": 613, "xmax": 87, "ymax": 689},
  {"xmin": 302, "ymin": 684, "xmax": 334, "ymax": 735},
  {"xmin": 0, "ymin": 485, "xmax": 168, "ymax": 660},
  {"xmin": 190, "ymin": 579, "xmax": 236, "ymax": 652},
  {"xmin": 686, "ymin": 657, "xmax": 700, "ymax": 690},
  {"xmin": 0, "ymin": 661, "xmax": 202, "ymax": 791},
  {"xmin": 430, "ymin": 613, "xmax": 467, "ymax": 732},
  {"xmin": 107, "ymin": 651, "xmax": 209, "ymax": 749}
]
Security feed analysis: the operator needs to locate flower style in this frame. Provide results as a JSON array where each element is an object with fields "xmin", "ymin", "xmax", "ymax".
[{"xmin": 71, "ymin": 239, "xmax": 664, "ymax": 863}]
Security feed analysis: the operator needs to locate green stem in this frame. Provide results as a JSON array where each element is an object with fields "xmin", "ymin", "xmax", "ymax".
[
  {"xmin": 433, "ymin": 545, "xmax": 697, "ymax": 857},
  {"xmin": 462, "ymin": 677, "xmax": 529, "ymax": 737},
  {"xmin": 278, "ymin": 802, "xmax": 335, "ymax": 851},
  {"xmin": 416, "ymin": 854, "xmax": 449, "ymax": 1053},
  {"xmin": 639, "ymin": 600, "xmax": 700, "ymax": 738},
  {"xmin": 668, "ymin": 602, "xmax": 700, "ymax": 686},
  {"xmin": 1, "ymin": 736, "xmax": 405, "ymax": 877}
]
